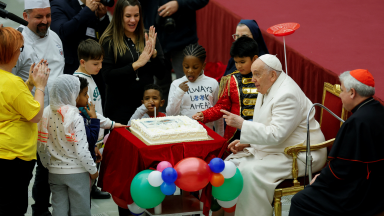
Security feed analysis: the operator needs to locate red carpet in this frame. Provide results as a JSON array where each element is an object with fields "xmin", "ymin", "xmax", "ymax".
[{"xmin": 197, "ymin": 0, "xmax": 384, "ymax": 106}]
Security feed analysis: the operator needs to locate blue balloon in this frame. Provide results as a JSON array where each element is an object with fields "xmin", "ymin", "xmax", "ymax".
[
  {"xmin": 131, "ymin": 213, "xmax": 143, "ymax": 216},
  {"xmin": 209, "ymin": 158, "xmax": 225, "ymax": 173},
  {"xmin": 161, "ymin": 167, "xmax": 178, "ymax": 183},
  {"xmin": 160, "ymin": 182, "xmax": 176, "ymax": 195}
]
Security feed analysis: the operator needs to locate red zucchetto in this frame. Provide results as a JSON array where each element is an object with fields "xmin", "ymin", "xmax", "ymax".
[{"xmin": 350, "ymin": 69, "xmax": 375, "ymax": 87}]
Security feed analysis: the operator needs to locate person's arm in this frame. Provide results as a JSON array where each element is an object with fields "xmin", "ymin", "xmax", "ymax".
[
  {"xmin": 50, "ymin": 0, "xmax": 99, "ymax": 41},
  {"xmin": 201, "ymin": 80, "xmax": 232, "ymax": 123},
  {"xmin": 73, "ymin": 117, "xmax": 98, "ymax": 174},
  {"xmin": 166, "ymin": 81, "xmax": 185, "ymax": 116},
  {"xmin": 241, "ymin": 93, "xmax": 301, "ymax": 146},
  {"xmin": 128, "ymin": 104, "xmax": 148, "ymax": 126},
  {"xmin": 100, "ymin": 41, "xmax": 152, "ymax": 84},
  {"xmin": 29, "ymin": 62, "xmax": 50, "ymax": 123}
]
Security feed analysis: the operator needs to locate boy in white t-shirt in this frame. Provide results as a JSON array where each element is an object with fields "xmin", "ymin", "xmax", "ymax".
[{"xmin": 73, "ymin": 39, "xmax": 125, "ymax": 199}]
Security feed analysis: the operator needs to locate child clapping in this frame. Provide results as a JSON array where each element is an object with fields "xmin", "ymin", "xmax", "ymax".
[{"xmin": 128, "ymin": 84, "xmax": 166, "ymax": 126}]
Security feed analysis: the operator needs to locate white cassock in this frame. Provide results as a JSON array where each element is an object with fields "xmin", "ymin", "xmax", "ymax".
[
  {"xmin": 226, "ymin": 72, "xmax": 327, "ymax": 216},
  {"xmin": 12, "ymin": 26, "xmax": 65, "ymax": 107}
]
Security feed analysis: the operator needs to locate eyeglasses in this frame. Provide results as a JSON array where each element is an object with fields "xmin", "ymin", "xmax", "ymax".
[
  {"xmin": 232, "ymin": 34, "xmax": 251, "ymax": 40},
  {"xmin": 20, "ymin": 45, "xmax": 24, "ymax": 52}
]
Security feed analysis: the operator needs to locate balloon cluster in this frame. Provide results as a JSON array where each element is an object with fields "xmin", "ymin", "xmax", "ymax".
[
  {"xmin": 127, "ymin": 157, "xmax": 243, "ymax": 215},
  {"xmin": 209, "ymin": 158, "xmax": 243, "ymax": 213}
]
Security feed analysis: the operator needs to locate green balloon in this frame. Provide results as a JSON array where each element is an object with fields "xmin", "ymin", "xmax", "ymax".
[
  {"xmin": 130, "ymin": 170, "xmax": 166, "ymax": 209},
  {"xmin": 212, "ymin": 168, "xmax": 243, "ymax": 201}
]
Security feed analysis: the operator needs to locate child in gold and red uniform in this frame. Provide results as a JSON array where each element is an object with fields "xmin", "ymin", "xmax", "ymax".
[{"xmin": 193, "ymin": 37, "xmax": 259, "ymax": 157}]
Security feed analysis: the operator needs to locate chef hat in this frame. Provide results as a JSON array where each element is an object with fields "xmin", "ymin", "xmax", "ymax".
[
  {"xmin": 25, "ymin": 0, "xmax": 50, "ymax": 10},
  {"xmin": 350, "ymin": 69, "xmax": 375, "ymax": 87},
  {"xmin": 259, "ymin": 54, "xmax": 283, "ymax": 72}
]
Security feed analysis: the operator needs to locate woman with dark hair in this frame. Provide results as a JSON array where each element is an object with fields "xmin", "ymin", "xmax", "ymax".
[
  {"xmin": 99, "ymin": 0, "xmax": 165, "ymax": 215},
  {"xmin": 223, "ymin": 19, "xmax": 269, "ymax": 76},
  {"xmin": 0, "ymin": 27, "xmax": 50, "ymax": 215},
  {"xmin": 99, "ymin": 0, "xmax": 165, "ymax": 128}
]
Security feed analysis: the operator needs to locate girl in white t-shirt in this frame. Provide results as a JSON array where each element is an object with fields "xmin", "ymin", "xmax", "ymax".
[{"xmin": 166, "ymin": 44, "xmax": 224, "ymax": 136}]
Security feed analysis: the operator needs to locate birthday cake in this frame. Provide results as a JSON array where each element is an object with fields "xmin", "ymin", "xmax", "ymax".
[{"xmin": 130, "ymin": 116, "xmax": 209, "ymax": 145}]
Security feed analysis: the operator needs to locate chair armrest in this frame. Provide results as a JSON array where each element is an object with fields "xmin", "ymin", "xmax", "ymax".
[
  {"xmin": 285, "ymin": 138, "xmax": 335, "ymax": 155},
  {"xmin": 284, "ymin": 138, "xmax": 335, "ymax": 186}
]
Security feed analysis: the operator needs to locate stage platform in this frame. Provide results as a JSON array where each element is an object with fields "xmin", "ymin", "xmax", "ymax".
[{"xmin": 196, "ymin": 0, "xmax": 384, "ymax": 110}]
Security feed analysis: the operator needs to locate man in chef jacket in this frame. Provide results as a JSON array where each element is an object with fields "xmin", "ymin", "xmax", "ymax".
[
  {"xmin": 220, "ymin": 54, "xmax": 327, "ymax": 216},
  {"xmin": 12, "ymin": 1, "xmax": 64, "ymax": 216},
  {"xmin": 13, "ymin": 0, "xmax": 64, "ymax": 108}
]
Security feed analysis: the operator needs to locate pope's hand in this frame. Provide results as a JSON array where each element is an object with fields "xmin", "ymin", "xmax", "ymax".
[
  {"xmin": 310, "ymin": 174, "xmax": 320, "ymax": 185},
  {"xmin": 192, "ymin": 112, "xmax": 204, "ymax": 122},
  {"xmin": 220, "ymin": 109, "xmax": 244, "ymax": 130},
  {"xmin": 228, "ymin": 139, "xmax": 250, "ymax": 154}
]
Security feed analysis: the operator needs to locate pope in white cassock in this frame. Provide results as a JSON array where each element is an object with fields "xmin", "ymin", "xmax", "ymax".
[
  {"xmin": 221, "ymin": 54, "xmax": 327, "ymax": 216},
  {"xmin": 12, "ymin": 0, "xmax": 65, "ymax": 108}
]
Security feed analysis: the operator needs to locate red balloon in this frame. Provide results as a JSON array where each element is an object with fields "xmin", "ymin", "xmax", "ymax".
[
  {"xmin": 174, "ymin": 157, "xmax": 212, "ymax": 192},
  {"xmin": 223, "ymin": 204, "xmax": 236, "ymax": 213},
  {"xmin": 112, "ymin": 196, "xmax": 129, "ymax": 209}
]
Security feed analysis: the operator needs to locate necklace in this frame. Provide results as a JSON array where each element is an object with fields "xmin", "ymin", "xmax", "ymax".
[
  {"xmin": 124, "ymin": 38, "xmax": 140, "ymax": 81},
  {"xmin": 356, "ymin": 98, "xmax": 374, "ymax": 111}
]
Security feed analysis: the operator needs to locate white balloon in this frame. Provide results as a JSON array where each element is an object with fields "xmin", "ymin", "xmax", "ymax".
[
  {"xmin": 148, "ymin": 170, "xmax": 163, "ymax": 187},
  {"xmin": 221, "ymin": 161, "xmax": 236, "ymax": 179},
  {"xmin": 217, "ymin": 197, "xmax": 238, "ymax": 208},
  {"xmin": 128, "ymin": 202, "xmax": 145, "ymax": 214}
]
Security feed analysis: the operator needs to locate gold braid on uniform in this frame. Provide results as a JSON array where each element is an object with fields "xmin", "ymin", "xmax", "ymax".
[{"xmin": 218, "ymin": 70, "xmax": 239, "ymax": 98}]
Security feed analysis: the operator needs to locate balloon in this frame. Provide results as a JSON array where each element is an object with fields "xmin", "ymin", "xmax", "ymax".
[
  {"xmin": 112, "ymin": 196, "xmax": 128, "ymax": 209},
  {"xmin": 223, "ymin": 204, "xmax": 236, "ymax": 213},
  {"xmin": 128, "ymin": 202, "xmax": 145, "ymax": 215},
  {"xmin": 160, "ymin": 182, "xmax": 176, "ymax": 195},
  {"xmin": 210, "ymin": 173, "xmax": 225, "ymax": 187},
  {"xmin": 148, "ymin": 171, "xmax": 163, "ymax": 187},
  {"xmin": 212, "ymin": 168, "xmax": 243, "ymax": 201},
  {"xmin": 157, "ymin": 161, "xmax": 172, "ymax": 172},
  {"xmin": 130, "ymin": 170, "xmax": 166, "ymax": 209},
  {"xmin": 220, "ymin": 161, "xmax": 236, "ymax": 179},
  {"xmin": 209, "ymin": 158, "xmax": 225, "ymax": 173},
  {"xmin": 161, "ymin": 167, "xmax": 178, "ymax": 183},
  {"xmin": 174, "ymin": 157, "xmax": 212, "ymax": 192},
  {"xmin": 210, "ymin": 198, "xmax": 222, "ymax": 212},
  {"xmin": 217, "ymin": 197, "xmax": 238, "ymax": 208}
]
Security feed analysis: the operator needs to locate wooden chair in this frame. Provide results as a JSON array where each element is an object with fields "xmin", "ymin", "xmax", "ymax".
[{"xmin": 273, "ymin": 82, "xmax": 349, "ymax": 216}]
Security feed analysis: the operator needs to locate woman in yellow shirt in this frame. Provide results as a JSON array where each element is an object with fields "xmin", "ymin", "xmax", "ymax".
[{"xmin": 0, "ymin": 27, "xmax": 50, "ymax": 215}]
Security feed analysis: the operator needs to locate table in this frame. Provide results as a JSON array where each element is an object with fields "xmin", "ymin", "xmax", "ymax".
[{"xmin": 98, "ymin": 124, "xmax": 227, "ymax": 215}]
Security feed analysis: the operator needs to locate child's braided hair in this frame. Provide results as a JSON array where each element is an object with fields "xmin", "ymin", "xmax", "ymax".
[{"xmin": 183, "ymin": 43, "xmax": 206, "ymax": 63}]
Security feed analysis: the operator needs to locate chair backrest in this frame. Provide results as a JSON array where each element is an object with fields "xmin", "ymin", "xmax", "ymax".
[{"xmin": 320, "ymin": 83, "xmax": 349, "ymax": 151}]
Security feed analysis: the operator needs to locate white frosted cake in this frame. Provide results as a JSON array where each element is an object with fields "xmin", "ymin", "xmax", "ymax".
[{"xmin": 130, "ymin": 116, "xmax": 209, "ymax": 145}]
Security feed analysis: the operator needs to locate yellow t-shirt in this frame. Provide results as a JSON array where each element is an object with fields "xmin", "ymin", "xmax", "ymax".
[{"xmin": 0, "ymin": 69, "xmax": 41, "ymax": 161}]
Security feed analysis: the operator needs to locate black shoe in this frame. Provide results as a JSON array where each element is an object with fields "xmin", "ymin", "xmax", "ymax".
[{"xmin": 91, "ymin": 185, "xmax": 111, "ymax": 199}]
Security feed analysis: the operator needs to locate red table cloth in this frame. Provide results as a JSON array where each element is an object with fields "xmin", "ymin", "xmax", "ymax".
[{"xmin": 98, "ymin": 124, "xmax": 227, "ymax": 214}]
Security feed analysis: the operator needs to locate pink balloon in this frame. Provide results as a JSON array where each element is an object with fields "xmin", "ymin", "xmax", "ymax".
[{"xmin": 157, "ymin": 161, "xmax": 172, "ymax": 172}]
